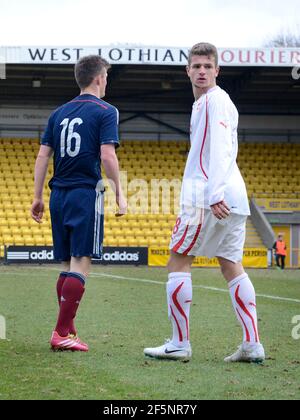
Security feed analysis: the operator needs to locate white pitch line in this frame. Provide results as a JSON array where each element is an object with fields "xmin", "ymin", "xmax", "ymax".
[
  {"xmin": 2, "ymin": 269, "xmax": 299, "ymax": 304},
  {"xmin": 0, "ymin": 271, "xmax": 52, "ymax": 277},
  {"xmin": 89, "ymin": 272, "xmax": 300, "ymax": 304},
  {"xmin": 90, "ymin": 272, "xmax": 163, "ymax": 286}
]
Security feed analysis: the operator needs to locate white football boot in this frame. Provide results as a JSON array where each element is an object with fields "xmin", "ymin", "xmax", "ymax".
[
  {"xmin": 224, "ymin": 342, "xmax": 265, "ymax": 363},
  {"xmin": 144, "ymin": 340, "xmax": 192, "ymax": 361}
]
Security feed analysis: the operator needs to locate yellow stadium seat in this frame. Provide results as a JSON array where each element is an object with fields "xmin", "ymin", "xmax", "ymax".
[
  {"xmin": 128, "ymin": 237, "xmax": 137, "ymax": 246},
  {"xmin": 1, "ymin": 138, "xmax": 299, "ymax": 251},
  {"xmin": 147, "ymin": 238, "xmax": 157, "ymax": 247},
  {"xmin": 0, "ymin": 219, "xmax": 8, "ymax": 228},
  {"xmin": 20, "ymin": 226, "xmax": 33, "ymax": 236},
  {"xmin": 0, "ymin": 226, "xmax": 11, "ymax": 236},
  {"xmin": 0, "ymin": 193, "xmax": 11, "ymax": 202},
  {"xmin": 139, "ymin": 238, "xmax": 150, "ymax": 246},
  {"xmin": 14, "ymin": 236, "xmax": 25, "ymax": 245},
  {"xmin": 117, "ymin": 238, "xmax": 128, "ymax": 247},
  {"xmin": 2, "ymin": 234, "xmax": 14, "ymax": 245},
  {"xmin": 44, "ymin": 237, "xmax": 53, "ymax": 246},
  {"xmin": 23, "ymin": 235, "xmax": 35, "ymax": 246},
  {"xmin": 10, "ymin": 226, "xmax": 22, "ymax": 236},
  {"xmin": 107, "ymin": 238, "xmax": 118, "ymax": 246}
]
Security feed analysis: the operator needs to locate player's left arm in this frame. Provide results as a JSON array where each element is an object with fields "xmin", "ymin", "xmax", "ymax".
[
  {"xmin": 210, "ymin": 201, "xmax": 230, "ymax": 220},
  {"xmin": 31, "ymin": 145, "xmax": 53, "ymax": 223},
  {"xmin": 208, "ymin": 97, "xmax": 233, "ymax": 219}
]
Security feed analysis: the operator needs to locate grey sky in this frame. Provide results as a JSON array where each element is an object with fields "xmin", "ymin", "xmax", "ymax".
[{"xmin": 0, "ymin": 0, "xmax": 299, "ymax": 47}]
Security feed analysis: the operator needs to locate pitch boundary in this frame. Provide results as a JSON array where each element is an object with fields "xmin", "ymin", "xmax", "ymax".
[
  {"xmin": 89, "ymin": 272, "xmax": 300, "ymax": 304},
  {"xmin": 2, "ymin": 268, "xmax": 299, "ymax": 304}
]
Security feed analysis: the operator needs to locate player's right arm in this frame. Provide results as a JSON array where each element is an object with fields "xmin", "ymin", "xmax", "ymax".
[
  {"xmin": 101, "ymin": 144, "xmax": 127, "ymax": 216},
  {"xmin": 31, "ymin": 144, "xmax": 53, "ymax": 223},
  {"xmin": 31, "ymin": 112, "xmax": 55, "ymax": 223}
]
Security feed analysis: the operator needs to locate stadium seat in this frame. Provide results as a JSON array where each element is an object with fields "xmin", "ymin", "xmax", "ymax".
[{"xmin": 0, "ymin": 138, "xmax": 299, "ymax": 249}]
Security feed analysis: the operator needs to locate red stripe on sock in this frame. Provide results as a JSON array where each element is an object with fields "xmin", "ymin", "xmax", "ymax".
[
  {"xmin": 170, "ymin": 306, "xmax": 183, "ymax": 342},
  {"xmin": 172, "ymin": 282, "xmax": 189, "ymax": 340},
  {"xmin": 236, "ymin": 307, "xmax": 250, "ymax": 342},
  {"xmin": 235, "ymin": 285, "xmax": 259, "ymax": 343}
]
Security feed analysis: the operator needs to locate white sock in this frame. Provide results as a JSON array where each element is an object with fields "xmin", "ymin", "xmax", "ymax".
[
  {"xmin": 228, "ymin": 273, "xmax": 260, "ymax": 344},
  {"xmin": 167, "ymin": 272, "xmax": 192, "ymax": 348}
]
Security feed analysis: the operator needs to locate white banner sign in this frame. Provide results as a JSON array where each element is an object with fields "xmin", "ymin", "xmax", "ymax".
[
  {"xmin": 1, "ymin": 46, "xmax": 300, "ymax": 67},
  {"xmin": 0, "ymin": 108, "xmax": 51, "ymax": 126}
]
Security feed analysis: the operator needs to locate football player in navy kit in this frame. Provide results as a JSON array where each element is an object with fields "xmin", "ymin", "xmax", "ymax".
[{"xmin": 31, "ymin": 55, "xmax": 127, "ymax": 351}]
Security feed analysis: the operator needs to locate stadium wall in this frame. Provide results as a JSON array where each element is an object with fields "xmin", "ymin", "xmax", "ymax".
[
  {"xmin": 1, "ymin": 107, "xmax": 300, "ymax": 143},
  {"xmin": 4, "ymin": 245, "xmax": 269, "ymax": 268}
]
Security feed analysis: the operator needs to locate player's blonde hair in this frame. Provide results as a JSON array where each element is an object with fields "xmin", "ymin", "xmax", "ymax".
[
  {"xmin": 75, "ymin": 55, "xmax": 111, "ymax": 89},
  {"xmin": 188, "ymin": 43, "xmax": 219, "ymax": 67}
]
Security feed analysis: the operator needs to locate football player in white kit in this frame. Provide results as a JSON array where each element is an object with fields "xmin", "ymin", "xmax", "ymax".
[{"xmin": 144, "ymin": 43, "xmax": 265, "ymax": 363}]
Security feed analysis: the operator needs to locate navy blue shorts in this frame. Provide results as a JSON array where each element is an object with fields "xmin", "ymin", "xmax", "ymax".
[{"xmin": 49, "ymin": 187, "xmax": 104, "ymax": 261}]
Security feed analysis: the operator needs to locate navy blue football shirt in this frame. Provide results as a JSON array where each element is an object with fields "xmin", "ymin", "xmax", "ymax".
[{"xmin": 41, "ymin": 94, "xmax": 119, "ymax": 189}]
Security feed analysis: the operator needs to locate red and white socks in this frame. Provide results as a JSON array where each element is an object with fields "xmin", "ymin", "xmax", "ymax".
[
  {"xmin": 228, "ymin": 273, "xmax": 260, "ymax": 344},
  {"xmin": 167, "ymin": 272, "xmax": 192, "ymax": 348}
]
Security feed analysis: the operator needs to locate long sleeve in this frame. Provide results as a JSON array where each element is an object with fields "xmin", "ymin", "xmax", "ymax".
[{"xmin": 207, "ymin": 97, "xmax": 234, "ymax": 206}]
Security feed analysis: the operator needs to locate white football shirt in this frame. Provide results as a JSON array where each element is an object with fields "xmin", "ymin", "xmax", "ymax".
[{"xmin": 180, "ymin": 86, "xmax": 250, "ymax": 216}]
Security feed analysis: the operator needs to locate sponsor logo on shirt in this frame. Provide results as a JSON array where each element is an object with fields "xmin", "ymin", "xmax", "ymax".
[{"xmin": 219, "ymin": 121, "xmax": 228, "ymax": 129}]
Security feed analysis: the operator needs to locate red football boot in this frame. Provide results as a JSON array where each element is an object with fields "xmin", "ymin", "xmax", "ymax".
[{"xmin": 50, "ymin": 331, "xmax": 89, "ymax": 352}]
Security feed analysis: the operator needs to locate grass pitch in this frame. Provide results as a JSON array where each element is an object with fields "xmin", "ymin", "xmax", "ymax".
[{"xmin": 0, "ymin": 265, "xmax": 299, "ymax": 400}]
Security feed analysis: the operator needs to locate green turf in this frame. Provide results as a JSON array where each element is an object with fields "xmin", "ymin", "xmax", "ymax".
[{"xmin": 0, "ymin": 265, "xmax": 299, "ymax": 400}]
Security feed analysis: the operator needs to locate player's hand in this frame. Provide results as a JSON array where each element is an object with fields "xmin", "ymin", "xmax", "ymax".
[
  {"xmin": 31, "ymin": 198, "xmax": 44, "ymax": 223},
  {"xmin": 210, "ymin": 200, "xmax": 230, "ymax": 220},
  {"xmin": 116, "ymin": 194, "xmax": 127, "ymax": 217}
]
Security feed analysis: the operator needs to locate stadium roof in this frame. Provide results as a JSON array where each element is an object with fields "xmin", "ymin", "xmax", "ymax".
[
  {"xmin": 0, "ymin": 46, "xmax": 299, "ymax": 118},
  {"xmin": 1, "ymin": 63, "xmax": 300, "ymax": 115},
  {"xmin": 1, "ymin": 46, "xmax": 300, "ymax": 67}
]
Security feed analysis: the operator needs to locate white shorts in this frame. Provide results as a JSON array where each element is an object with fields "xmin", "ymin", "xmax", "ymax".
[{"xmin": 169, "ymin": 208, "xmax": 247, "ymax": 263}]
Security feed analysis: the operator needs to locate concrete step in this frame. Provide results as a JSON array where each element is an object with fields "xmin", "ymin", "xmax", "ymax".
[{"xmin": 245, "ymin": 217, "xmax": 264, "ymax": 248}]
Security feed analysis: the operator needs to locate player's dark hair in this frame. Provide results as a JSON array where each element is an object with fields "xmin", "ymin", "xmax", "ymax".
[
  {"xmin": 188, "ymin": 42, "xmax": 219, "ymax": 67},
  {"xmin": 74, "ymin": 55, "xmax": 111, "ymax": 89}
]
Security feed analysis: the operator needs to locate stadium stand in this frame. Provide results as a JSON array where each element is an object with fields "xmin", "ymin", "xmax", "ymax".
[{"xmin": 0, "ymin": 137, "xmax": 299, "ymax": 257}]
